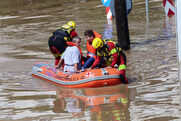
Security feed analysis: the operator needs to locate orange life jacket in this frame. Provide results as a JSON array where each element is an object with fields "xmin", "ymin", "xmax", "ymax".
[
  {"xmin": 87, "ymin": 31, "xmax": 102, "ymax": 59},
  {"xmin": 93, "ymin": 30, "xmax": 102, "ymax": 39},
  {"xmin": 86, "ymin": 41, "xmax": 97, "ymax": 59}
]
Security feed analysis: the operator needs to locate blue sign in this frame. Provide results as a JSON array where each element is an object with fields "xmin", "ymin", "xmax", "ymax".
[{"xmin": 101, "ymin": 0, "xmax": 111, "ymax": 7}]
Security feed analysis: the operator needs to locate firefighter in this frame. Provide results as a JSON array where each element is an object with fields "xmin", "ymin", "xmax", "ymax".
[
  {"xmin": 91, "ymin": 38, "xmax": 128, "ymax": 84},
  {"xmin": 48, "ymin": 21, "xmax": 78, "ymax": 65}
]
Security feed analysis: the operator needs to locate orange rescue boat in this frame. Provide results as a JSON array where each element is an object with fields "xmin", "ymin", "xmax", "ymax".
[{"xmin": 31, "ymin": 62, "xmax": 123, "ymax": 88}]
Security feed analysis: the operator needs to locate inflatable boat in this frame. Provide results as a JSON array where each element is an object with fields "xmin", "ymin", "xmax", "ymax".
[{"xmin": 31, "ymin": 62, "xmax": 122, "ymax": 88}]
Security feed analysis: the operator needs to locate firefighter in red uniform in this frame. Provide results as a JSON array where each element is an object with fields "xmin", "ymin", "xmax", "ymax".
[
  {"xmin": 48, "ymin": 21, "xmax": 78, "ymax": 66},
  {"xmin": 91, "ymin": 38, "xmax": 128, "ymax": 84}
]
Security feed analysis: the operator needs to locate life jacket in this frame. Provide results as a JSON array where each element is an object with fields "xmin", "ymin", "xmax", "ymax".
[
  {"xmin": 93, "ymin": 30, "xmax": 102, "ymax": 39},
  {"xmin": 51, "ymin": 24, "xmax": 74, "ymax": 42},
  {"xmin": 66, "ymin": 42, "xmax": 84, "ymax": 65},
  {"xmin": 87, "ymin": 31, "xmax": 102, "ymax": 59},
  {"xmin": 86, "ymin": 42, "xmax": 97, "ymax": 59}
]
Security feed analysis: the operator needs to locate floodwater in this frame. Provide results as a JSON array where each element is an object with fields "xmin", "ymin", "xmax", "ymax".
[{"xmin": 0, "ymin": 0, "xmax": 180, "ymax": 121}]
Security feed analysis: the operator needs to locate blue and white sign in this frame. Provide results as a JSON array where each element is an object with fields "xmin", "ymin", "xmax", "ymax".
[{"xmin": 101, "ymin": 0, "xmax": 112, "ymax": 7}]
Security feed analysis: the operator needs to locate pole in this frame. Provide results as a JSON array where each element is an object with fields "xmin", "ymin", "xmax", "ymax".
[
  {"xmin": 114, "ymin": 0, "xmax": 130, "ymax": 50},
  {"xmin": 145, "ymin": 0, "xmax": 149, "ymax": 40},
  {"xmin": 145, "ymin": 0, "xmax": 149, "ymax": 12},
  {"xmin": 176, "ymin": 0, "xmax": 181, "ymax": 106}
]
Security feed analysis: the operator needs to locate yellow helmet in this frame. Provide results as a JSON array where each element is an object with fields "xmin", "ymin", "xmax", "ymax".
[
  {"xmin": 67, "ymin": 21, "xmax": 76, "ymax": 29},
  {"xmin": 92, "ymin": 38, "xmax": 104, "ymax": 49}
]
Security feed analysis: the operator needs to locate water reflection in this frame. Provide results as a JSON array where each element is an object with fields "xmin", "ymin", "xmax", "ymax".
[
  {"xmin": 102, "ymin": 20, "xmax": 114, "ymax": 39},
  {"xmin": 53, "ymin": 85, "xmax": 135, "ymax": 120},
  {"xmin": 1, "ymin": 78, "xmax": 136, "ymax": 121}
]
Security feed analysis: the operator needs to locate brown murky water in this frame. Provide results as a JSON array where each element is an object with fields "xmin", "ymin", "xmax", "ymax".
[{"xmin": 0, "ymin": 0, "xmax": 180, "ymax": 121}]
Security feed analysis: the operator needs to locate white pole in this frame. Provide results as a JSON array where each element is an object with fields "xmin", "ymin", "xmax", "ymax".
[
  {"xmin": 176, "ymin": 0, "xmax": 181, "ymax": 106},
  {"xmin": 145, "ymin": 0, "xmax": 149, "ymax": 41},
  {"xmin": 145, "ymin": 0, "xmax": 149, "ymax": 25},
  {"xmin": 145, "ymin": 0, "xmax": 149, "ymax": 12}
]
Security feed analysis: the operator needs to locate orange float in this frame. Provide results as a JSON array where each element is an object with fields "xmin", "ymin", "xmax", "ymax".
[{"xmin": 31, "ymin": 62, "xmax": 123, "ymax": 88}]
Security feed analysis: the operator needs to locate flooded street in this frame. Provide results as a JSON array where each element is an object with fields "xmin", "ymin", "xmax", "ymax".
[{"xmin": 0, "ymin": 0, "xmax": 180, "ymax": 121}]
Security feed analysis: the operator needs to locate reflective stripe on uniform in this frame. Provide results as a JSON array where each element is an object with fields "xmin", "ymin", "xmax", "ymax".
[
  {"xmin": 54, "ymin": 53, "xmax": 60, "ymax": 58},
  {"xmin": 64, "ymin": 37, "xmax": 68, "ymax": 41},
  {"xmin": 118, "ymin": 64, "xmax": 126, "ymax": 70},
  {"xmin": 110, "ymin": 48, "xmax": 117, "ymax": 55},
  {"xmin": 97, "ymin": 51, "xmax": 102, "ymax": 56},
  {"xmin": 121, "ymin": 98, "xmax": 128, "ymax": 104},
  {"xmin": 54, "ymin": 52, "xmax": 63, "ymax": 58},
  {"xmin": 97, "ymin": 51, "xmax": 106, "ymax": 56}
]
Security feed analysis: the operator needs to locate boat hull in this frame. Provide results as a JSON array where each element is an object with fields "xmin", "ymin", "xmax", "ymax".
[{"xmin": 31, "ymin": 62, "xmax": 122, "ymax": 88}]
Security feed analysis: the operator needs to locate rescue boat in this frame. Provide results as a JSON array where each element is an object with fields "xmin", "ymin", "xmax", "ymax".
[{"xmin": 31, "ymin": 62, "xmax": 122, "ymax": 88}]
